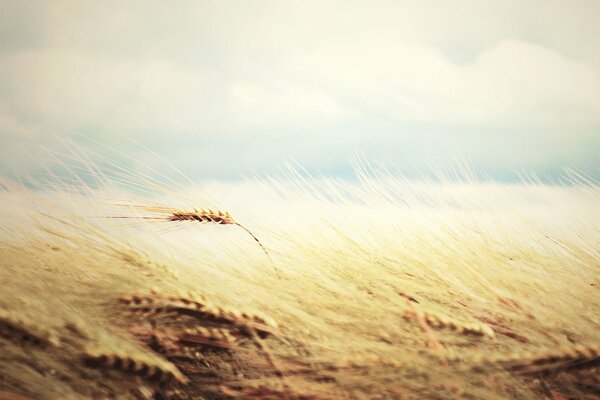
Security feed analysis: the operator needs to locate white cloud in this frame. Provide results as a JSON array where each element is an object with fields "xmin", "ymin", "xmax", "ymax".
[
  {"xmin": 303, "ymin": 39, "xmax": 600, "ymax": 125},
  {"xmin": 230, "ymin": 82, "xmax": 354, "ymax": 126},
  {"xmin": 0, "ymin": 1, "xmax": 599, "ymax": 178},
  {"xmin": 3, "ymin": 39, "xmax": 598, "ymax": 134}
]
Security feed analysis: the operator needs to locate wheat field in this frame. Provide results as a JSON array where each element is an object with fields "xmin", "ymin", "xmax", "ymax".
[{"xmin": 0, "ymin": 151, "xmax": 599, "ymax": 399}]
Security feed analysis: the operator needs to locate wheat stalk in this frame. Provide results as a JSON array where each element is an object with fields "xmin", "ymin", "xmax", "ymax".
[
  {"xmin": 179, "ymin": 326, "xmax": 238, "ymax": 349},
  {"xmin": 0, "ymin": 310, "xmax": 60, "ymax": 348},
  {"xmin": 119, "ymin": 290, "xmax": 279, "ymax": 337},
  {"xmin": 82, "ymin": 348, "xmax": 188, "ymax": 383},
  {"xmin": 402, "ymin": 308, "xmax": 495, "ymax": 338},
  {"xmin": 170, "ymin": 208, "xmax": 272, "ymax": 259},
  {"xmin": 127, "ymin": 324, "xmax": 238, "ymax": 350},
  {"xmin": 112, "ymin": 205, "xmax": 277, "ymax": 273},
  {"xmin": 165, "ymin": 208, "xmax": 280, "ymax": 275},
  {"xmin": 480, "ymin": 344, "xmax": 600, "ymax": 375}
]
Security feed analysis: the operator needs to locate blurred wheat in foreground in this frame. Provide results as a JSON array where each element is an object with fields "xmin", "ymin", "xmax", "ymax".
[{"xmin": 0, "ymin": 162, "xmax": 599, "ymax": 399}]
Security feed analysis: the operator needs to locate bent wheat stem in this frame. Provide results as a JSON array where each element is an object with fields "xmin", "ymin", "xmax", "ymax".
[{"xmin": 112, "ymin": 205, "xmax": 280, "ymax": 275}]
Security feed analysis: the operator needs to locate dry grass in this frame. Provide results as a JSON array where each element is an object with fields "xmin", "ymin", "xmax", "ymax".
[{"xmin": 0, "ymin": 153, "xmax": 599, "ymax": 399}]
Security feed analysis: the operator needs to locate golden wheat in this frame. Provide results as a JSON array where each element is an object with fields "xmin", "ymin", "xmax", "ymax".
[
  {"xmin": 489, "ymin": 344, "xmax": 600, "ymax": 375},
  {"xmin": 82, "ymin": 348, "xmax": 188, "ymax": 383},
  {"xmin": 114, "ymin": 205, "xmax": 274, "ymax": 264},
  {"xmin": 402, "ymin": 308, "xmax": 495, "ymax": 338},
  {"xmin": 119, "ymin": 290, "xmax": 278, "ymax": 337},
  {"xmin": 178, "ymin": 326, "xmax": 238, "ymax": 349},
  {"xmin": 167, "ymin": 208, "xmax": 235, "ymax": 224},
  {"xmin": 2, "ymin": 158, "xmax": 599, "ymax": 399},
  {"xmin": 219, "ymin": 384, "xmax": 328, "ymax": 400},
  {"xmin": 0, "ymin": 310, "xmax": 60, "ymax": 348}
]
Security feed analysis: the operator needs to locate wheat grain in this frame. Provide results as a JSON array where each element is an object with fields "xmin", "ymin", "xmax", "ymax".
[
  {"xmin": 0, "ymin": 310, "xmax": 60, "ymax": 348},
  {"xmin": 82, "ymin": 348, "xmax": 188, "ymax": 383},
  {"xmin": 114, "ymin": 205, "xmax": 276, "ymax": 269},
  {"xmin": 168, "ymin": 208, "xmax": 235, "ymax": 224},
  {"xmin": 402, "ymin": 309, "xmax": 495, "ymax": 338},
  {"xmin": 119, "ymin": 291, "xmax": 278, "ymax": 337},
  {"xmin": 490, "ymin": 344, "xmax": 600, "ymax": 375},
  {"xmin": 178, "ymin": 326, "xmax": 237, "ymax": 349}
]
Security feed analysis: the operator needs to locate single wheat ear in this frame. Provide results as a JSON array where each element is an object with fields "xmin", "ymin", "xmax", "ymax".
[
  {"xmin": 111, "ymin": 205, "xmax": 278, "ymax": 275},
  {"xmin": 166, "ymin": 208, "xmax": 272, "ymax": 261},
  {"xmin": 0, "ymin": 310, "xmax": 61, "ymax": 348},
  {"xmin": 478, "ymin": 344, "xmax": 600, "ymax": 375},
  {"xmin": 81, "ymin": 348, "xmax": 188, "ymax": 384},
  {"xmin": 168, "ymin": 208, "xmax": 235, "ymax": 224}
]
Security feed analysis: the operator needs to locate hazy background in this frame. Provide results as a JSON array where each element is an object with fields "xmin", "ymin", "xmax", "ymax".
[{"xmin": 1, "ymin": 1, "xmax": 599, "ymax": 181}]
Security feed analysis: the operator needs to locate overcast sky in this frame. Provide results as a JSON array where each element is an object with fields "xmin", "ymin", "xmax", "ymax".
[{"xmin": 1, "ymin": 1, "xmax": 599, "ymax": 181}]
